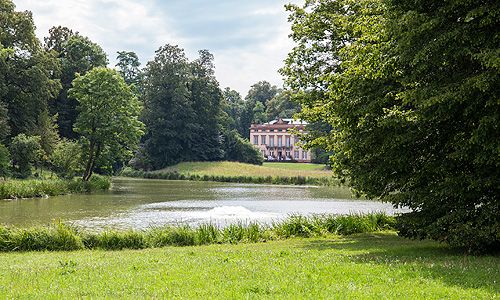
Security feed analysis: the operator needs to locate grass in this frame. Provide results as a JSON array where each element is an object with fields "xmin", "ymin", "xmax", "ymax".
[
  {"xmin": 263, "ymin": 161, "xmax": 329, "ymax": 171},
  {"xmin": 122, "ymin": 161, "xmax": 339, "ymax": 185},
  {"xmin": 0, "ymin": 233, "xmax": 498, "ymax": 299},
  {"xmin": 0, "ymin": 213, "xmax": 393, "ymax": 252},
  {"xmin": 0, "ymin": 174, "xmax": 111, "ymax": 199}
]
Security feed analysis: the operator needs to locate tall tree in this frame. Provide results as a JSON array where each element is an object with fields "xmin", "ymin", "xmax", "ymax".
[
  {"xmin": 116, "ymin": 51, "xmax": 143, "ymax": 88},
  {"xmin": 0, "ymin": 0, "xmax": 61, "ymax": 137},
  {"xmin": 45, "ymin": 27, "xmax": 108, "ymax": 139},
  {"xmin": 282, "ymin": 0, "xmax": 500, "ymax": 251},
  {"xmin": 69, "ymin": 67, "xmax": 144, "ymax": 181},
  {"xmin": 141, "ymin": 45, "xmax": 225, "ymax": 169}
]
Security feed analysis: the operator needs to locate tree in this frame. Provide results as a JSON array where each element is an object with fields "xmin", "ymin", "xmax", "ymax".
[
  {"xmin": 49, "ymin": 139, "xmax": 82, "ymax": 179},
  {"xmin": 141, "ymin": 46, "xmax": 225, "ymax": 169},
  {"xmin": 45, "ymin": 27, "xmax": 108, "ymax": 139},
  {"xmin": 239, "ymin": 81, "xmax": 280, "ymax": 138},
  {"xmin": 221, "ymin": 129, "xmax": 264, "ymax": 165},
  {"xmin": 282, "ymin": 0, "xmax": 500, "ymax": 251},
  {"xmin": 69, "ymin": 67, "xmax": 144, "ymax": 181},
  {"xmin": 115, "ymin": 51, "xmax": 143, "ymax": 88},
  {"xmin": 9, "ymin": 134, "xmax": 41, "ymax": 178},
  {"xmin": 265, "ymin": 90, "xmax": 301, "ymax": 120},
  {"xmin": 0, "ymin": 0, "xmax": 61, "ymax": 137}
]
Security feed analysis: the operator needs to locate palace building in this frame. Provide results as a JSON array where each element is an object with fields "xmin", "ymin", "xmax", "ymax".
[{"xmin": 249, "ymin": 117, "xmax": 311, "ymax": 162}]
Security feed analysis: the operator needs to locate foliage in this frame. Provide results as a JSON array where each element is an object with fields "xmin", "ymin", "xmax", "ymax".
[
  {"xmin": 31, "ymin": 110, "xmax": 60, "ymax": 157},
  {"xmin": 221, "ymin": 129, "xmax": 264, "ymax": 165},
  {"xmin": 49, "ymin": 138, "xmax": 82, "ymax": 179},
  {"xmin": 282, "ymin": 0, "xmax": 500, "ymax": 251},
  {"xmin": 44, "ymin": 26, "xmax": 108, "ymax": 139},
  {"xmin": 70, "ymin": 67, "xmax": 144, "ymax": 181},
  {"xmin": 115, "ymin": 51, "xmax": 143, "ymax": 87},
  {"xmin": 0, "ymin": 0, "xmax": 61, "ymax": 137},
  {"xmin": 0, "ymin": 143, "xmax": 10, "ymax": 178},
  {"xmin": 141, "ymin": 45, "xmax": 225, "ymax": 169},
  {"xmin": 9, "ymin": 134, "xmax": 41, "ymax": 178}
]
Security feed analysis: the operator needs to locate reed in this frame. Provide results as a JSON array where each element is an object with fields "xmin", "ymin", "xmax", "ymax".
[
  {"xmin": 121, "ymin": 168, "xmax": 339, "ymax": 186},
  {"xmin": 0, "ymin": 213, "xmax": 395, "ymax": 252},
  {"xmin": 0, "ymin": 175, "xmax": 111, "ymax": 199}
]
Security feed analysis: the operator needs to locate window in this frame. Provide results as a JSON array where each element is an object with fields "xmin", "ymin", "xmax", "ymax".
[
  {"xmin": 294, "ymin": 151, "xmax": 299, "ymax": 159},
  {"xmin": 286, "ymin": 150, "xmax": 290, "ymax": 159},
  {"xmin": 286, "ymin": 137, "xmax": 290, "ymax": 147},
  {"xmin": 262, "ymin": 150, "xmax": 266, "ymax": 157},
  {"xmin": 270, "ymin": 137, "xmax": 274, "ymax": 147},
  {"xmin": 278, "ymin": 137, "xmax": 282, "ymax": 147},
  {"xmin": 302, "ymin": 151, "xmax": 308, "ymax": 160},
  {"xmin": 294, "ymin": 137, "xmax": 299, "ymax": 145},
  {"xmin": 254, "ymin": 136, "xmax": 259, "ymax": 145},
  {"xmin": 262, "ymin": 136, "xmax": 266, "ymax": 144}
]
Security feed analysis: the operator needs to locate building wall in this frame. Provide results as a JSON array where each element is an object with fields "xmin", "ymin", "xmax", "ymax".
[{"xmin": 249, "ymin": 118, "xmax": 311, "ymax": 163}]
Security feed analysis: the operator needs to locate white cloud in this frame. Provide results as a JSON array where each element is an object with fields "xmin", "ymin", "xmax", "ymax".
[{"xmin": 13, "ymin": 0, "xmax": 304, "ymax": 96}]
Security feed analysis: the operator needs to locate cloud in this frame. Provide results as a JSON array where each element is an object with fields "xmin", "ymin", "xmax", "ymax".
[{"xmin": 13, "ymin": 0, "xmax": 304, "ymax": 96}]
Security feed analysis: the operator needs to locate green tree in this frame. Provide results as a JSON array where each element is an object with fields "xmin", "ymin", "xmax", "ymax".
[
  {"xmin": 45, "ymin": 27, "xmax": 108, "ymax": 139},
  {"xmin": 9, "ymin": 134, "xmax": 41, "ymax": 178},
  {"xmin": 283, "ymin": 0, "xmax": 500, "ymax": 251},
  {"xmin": 69, "ymin": 67, "xmax": 144, "ymax": 181},
  {"xmin": 115, "ymin": 51, "xmax": 143, "ymax": 88},
  {"xmin": 49, "ymin": 138, "xmax": 82, "ymax": 179},
  {"xmin": 141, "ymin": 45, "xmax": 225, "ymax": 169},
  {"xmin": 0, "ymin": 143, "xmax": 10, "ymax": 178},
  {"xmin": 221, "ymin": 129, "xmax": 263, "ymax": 166},
  {"xmin": 265, "ymin": 90, "xmax": 301, "ymax": 120},
  {"xmin": 222, "ymin": 87, "xmax": 244, "ymax": 133},
  {"xmin": 0, "ymin": 0, "xmax": 61, "ymax": 137}
]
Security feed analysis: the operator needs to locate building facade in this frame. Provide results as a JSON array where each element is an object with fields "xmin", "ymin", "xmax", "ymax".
[{"xmin": 249, "ymin": 117, "xmax": 311, "ymax": 163}]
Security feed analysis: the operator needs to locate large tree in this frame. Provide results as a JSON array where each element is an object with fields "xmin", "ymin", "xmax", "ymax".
[
  {"xmin": 141, "ymin": 45, "xmax": 225, "ymax": 169},
  {"xmin": 69, "ymin": 67, "xmax": 144, "ymax": 181},
  {"xmin": 0, "ymin": 0, "xmax": 61, "ymax": 137},
  {"xmin": 45, "ymin": 26, "xmax": 108, "ymax": 139},
  {"xmin": 282, "ymin": 0, "xmax": 500, "ymax": 251}
]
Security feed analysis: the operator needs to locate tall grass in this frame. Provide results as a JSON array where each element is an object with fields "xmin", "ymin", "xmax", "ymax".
[
  {"xmin": 121, "ymin": 168, "xmax": 338, "ymax": 186},
  {"xmin": 0, "ymin": 174, "xmax": 111, "ymax": 199},
  {"xmin": 0, "ymin": 213, "xmax": 394, "ymax": 252}
]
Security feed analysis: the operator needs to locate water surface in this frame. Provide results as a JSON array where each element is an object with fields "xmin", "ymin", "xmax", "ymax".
[{"xmin": 0, "ymin": 178, "xmax": 402, "ymax": 230}]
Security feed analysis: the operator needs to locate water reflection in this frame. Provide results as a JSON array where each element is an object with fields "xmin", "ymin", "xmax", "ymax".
[{"xmin": 0, "ymin": 177, "xmax": 404, "ymax": 230}]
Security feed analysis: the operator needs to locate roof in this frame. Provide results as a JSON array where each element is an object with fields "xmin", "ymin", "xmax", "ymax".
[{"xmin": 265, "ymin": 118, "xmax": 308, "ymax": 125}]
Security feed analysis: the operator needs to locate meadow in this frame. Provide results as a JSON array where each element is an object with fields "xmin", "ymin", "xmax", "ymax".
[
  {"xmin": 121, "ymin": 161, "xmax": 339, "ymax": 186},
  {"xmin": 1, "ymin": 233, "xmax": 498, "ymax": 299}
]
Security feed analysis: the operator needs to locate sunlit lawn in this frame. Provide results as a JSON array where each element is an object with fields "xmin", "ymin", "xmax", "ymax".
[
  {"xmin": 162, "ymin": 161, "xmax": 332, "ymax": 178},
  {"xmin": 1, "ymin": 233, "xmax": 498, "ymax": 299}
]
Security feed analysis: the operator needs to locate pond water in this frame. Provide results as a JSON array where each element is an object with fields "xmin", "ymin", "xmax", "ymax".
[{"xmin": 0, "ymin": 178, "xmax": 403, "ymax": 230}]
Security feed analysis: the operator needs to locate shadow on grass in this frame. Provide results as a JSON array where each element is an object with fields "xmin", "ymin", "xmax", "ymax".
[{"xmin": 300, "ymin": 233, "xmax": 500, "ymax": 295}]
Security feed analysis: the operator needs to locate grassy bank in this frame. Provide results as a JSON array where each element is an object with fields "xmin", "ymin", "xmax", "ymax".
[
  {"xmin": 0, "ymin": 213, "xmax": 393, "ymax": 252},
  {"xmin": 122, "ymin": 161, "xmax": 339, "ymax": 186},
  {"xmin": 0, "ymin": 175, "xmax": 111, "ymax": 199},
  {"xmin": 1, "ymin": 234, "xmax": 498, "ymax": 299}
]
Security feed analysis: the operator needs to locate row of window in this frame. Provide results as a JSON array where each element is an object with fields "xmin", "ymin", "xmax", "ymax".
[
  {"xmin": 253, "ymin": 136, "xmax": 299, "ymax": 146},
  {"xmin": 261, "ymin": 150, "xmax": 308, "ymax": 160}
]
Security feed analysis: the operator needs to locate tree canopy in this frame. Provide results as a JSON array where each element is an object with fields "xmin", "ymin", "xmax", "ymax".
[
  {"xmin": 282, "ymin": 0, "xmax": 500, "ymax": 251},
  {"xmin": 70, "ymin": 67, "xmax": 144, "ymax": 181}
]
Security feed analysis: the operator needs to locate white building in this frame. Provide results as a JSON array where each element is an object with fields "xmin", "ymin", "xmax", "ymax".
[{"xmin": 249, "ymin": 117, "xmax": 311, "ymax": 162}]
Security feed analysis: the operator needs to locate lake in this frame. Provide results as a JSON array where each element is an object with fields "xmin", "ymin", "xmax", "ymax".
[{"xmin": 0, "ymin": 177, "xmax": 403, "ymax": 230}]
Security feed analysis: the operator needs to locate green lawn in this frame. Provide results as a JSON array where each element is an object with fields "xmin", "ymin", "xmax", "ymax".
[
  {"xmin": 160, "ymin": 161, "xmax": 332, "ymax": 178},
  {"xmin": 263, "ymin": 161, "xmax": 328, "ymax": 171},
  {"xmin": 1, "ymin": 233, "xmax": 498, "ymax": 299}
]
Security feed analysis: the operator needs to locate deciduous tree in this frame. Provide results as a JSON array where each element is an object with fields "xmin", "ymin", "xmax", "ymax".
[
  {"xmin": 282, "ymin": 0, "xmax": 500, "ymax": 251},
  {"xmin": 70, "ymin": 67, "xmax": 144, "ymax": 181}
]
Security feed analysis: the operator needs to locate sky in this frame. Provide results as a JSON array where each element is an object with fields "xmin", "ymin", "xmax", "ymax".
[{"xmin": 13, "ymin": 0, "xmax": 304, "ymax": 97}]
